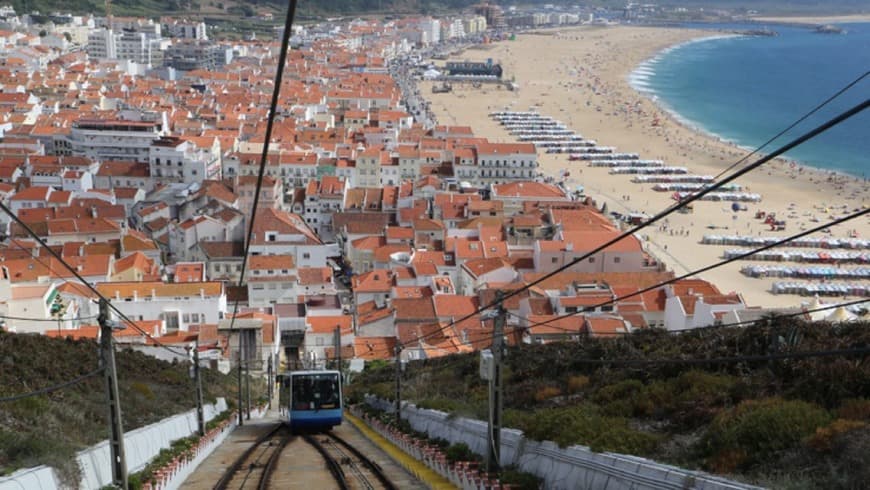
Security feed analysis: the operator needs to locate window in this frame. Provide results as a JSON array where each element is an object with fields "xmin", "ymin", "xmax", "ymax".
[
  {"xmin": 589, "ymin": 257, "xmax": 596, "ymax": 263},
  {"xmin": 183, "ymin": 313, "xmax": 190, "ymax": 323},
  {"xmin": 551, "ymin": 257, "xmax": 558, "ymax": 263},
  {"xmin": 303, "ymin": 253, "xmax": 310, "ymax": 259},
  {"xmin": 614, "ymin": 257, "xmax": 621, "ymax": 263}
]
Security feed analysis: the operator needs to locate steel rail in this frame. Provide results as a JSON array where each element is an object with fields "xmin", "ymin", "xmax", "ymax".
[
  {"xmin": 213, "ymin": 423, "xmax": 284, "ymax": 490},
  {"xmin": 303, "ymin": 434, "xmax": 349, "ymax": 490},
  {"xmin": 326, "ymin": 432, "xmax": 397, "ymax": 490}
]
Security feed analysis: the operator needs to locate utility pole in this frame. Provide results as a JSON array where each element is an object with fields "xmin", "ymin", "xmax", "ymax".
[
  {"xmin": 333, "ymin": 326, "xmax": 341, "ymax": 372},
  {"xmin": 98, "ymin": 298, "xmax": 128, "ymax": 489},
  {"xmin": 486, "ymin": 291, "xmax": 506, "ymax": 474},
  {"xmin": 193, "ymin": 339, "xmax": 204, "ymax": 436},
  {"xmin": 237, "ymin": 331, "xmax": 243, "ymax": 426},
  {"xmin": 245, "ymin": 348, "xmax": 251, "ymax": 420},
  {"xmin": 394, "ymin": 345, "xmax": 402, "ymax": 423},
  {"xmin": 267, "ymin": 354, "xmax": 273, "ymax": 410}
]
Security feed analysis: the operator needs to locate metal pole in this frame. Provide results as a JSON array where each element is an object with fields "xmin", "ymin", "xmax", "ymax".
[
  {"xmin": 245, "ymin": 349, "xmax": 251, "ymax": 420},
  {"xmin": 237, "ymin": 331, "xmax": 243, "ymax": 426},
  {"xmin": 394, "ymin": 345, "xmax": 401, "ymax": 423},
  {"xmin": 334, "ymin": 326, "xmax": 341, "ymax": 372},
  {"xmin": 194, "ymin": 339, "xmax": 204, "ymax": 436},
  {"xmin": 267, "ymin": 354, "xmax": 273, "ymax": 410},
  {"xmin": 488, "ymin": 291, "xmax": 506, "ymax": 474},
  {"xmin": 98, "ymin": 298, "xmax": 128, "ymax": 489}
]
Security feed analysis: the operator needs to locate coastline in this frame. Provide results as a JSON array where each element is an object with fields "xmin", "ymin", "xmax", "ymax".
[
  {"xmin": 421, "ymin": 25, "xmax": 869, "ymax": 308},
  {"xmin": 627, "ymin": 27, "xmax": 867, "ymax": 180},
  {"xmin": 751, "ymin": 14, "xmax": 870, "ymax": 25}
]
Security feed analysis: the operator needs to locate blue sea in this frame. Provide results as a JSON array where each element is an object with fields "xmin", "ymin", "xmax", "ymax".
[{"xmin": 629, "ymin": 22, "xmax": 870, "ymax": 177}]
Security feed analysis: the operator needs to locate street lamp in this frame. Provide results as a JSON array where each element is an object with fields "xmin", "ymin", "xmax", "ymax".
[{"xmin": 51, "ymin": 295, "xmax": 65, "ymax": 336}]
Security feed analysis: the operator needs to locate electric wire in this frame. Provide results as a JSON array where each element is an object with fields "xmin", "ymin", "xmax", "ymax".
[
  {"xmin": 392, "ymin": 97, "xmax": 870, "ymax": 350},
  {"xmin": 519, "ymin": 207, "xmax": 870, "ymax": 333},
  {"xmin": 0, "ymin": 201, "xmax": 188, "ymax": 356},
  {"xmin": 2, "ymin": 238, "xmax": 99, "ymax": 324},
  {"xmin": 504, "ymin": 297, "xmax": 869, "ymax": 337},
  {"xmin": 226, "ymin": 0, "xmax": 299, "ymax": 335},
  {"xmin": 0, "ymin": 367, "xmax": 104, "ymax": 403},
  {"xmin": 0, "ymin": 314, "xmax": 98, "ymax": 323}
]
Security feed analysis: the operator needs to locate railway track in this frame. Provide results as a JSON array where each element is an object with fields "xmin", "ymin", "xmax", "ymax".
[
  {"xmin": 215, "ymin": 424, "xmax": 397, "ymax": 490},
  {"xmin": 214, "ymin": 423, "xmax": 292, "ymax": 490},
  {"xmin": 305, "ymin": 432, "xmax": 397, "ymax": 490}
]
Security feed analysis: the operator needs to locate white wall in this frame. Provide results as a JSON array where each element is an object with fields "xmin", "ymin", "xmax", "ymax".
[
  {"xmin": 0, "ymin": 398, "xmax": 228, "ymax": 490},
  {"xmin": 365, "ymin": 397, "xmax": 761, "ymax": 490}
]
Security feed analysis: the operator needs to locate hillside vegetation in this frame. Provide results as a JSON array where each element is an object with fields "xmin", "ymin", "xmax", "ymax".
[
  {"xmin": 8, "ymin": 0, "xmax": 869, "ymax": 19},
  {"xmin": 0, "ymin": 331, "xmax": 244, "ymax": 486},
  {"xmin": 348, "ymin": 319, "xmax": 870, "ymax": 489}
]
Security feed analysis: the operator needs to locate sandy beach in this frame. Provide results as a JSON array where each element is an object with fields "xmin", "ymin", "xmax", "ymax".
[{"xmin": 421, "ymin": 25, "xmax": 869, "ymax": 308}]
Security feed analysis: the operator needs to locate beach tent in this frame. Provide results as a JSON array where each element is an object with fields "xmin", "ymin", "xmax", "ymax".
[{"xmin": 826, "ymin": 306, "xmax": 857, "ymax": 323}]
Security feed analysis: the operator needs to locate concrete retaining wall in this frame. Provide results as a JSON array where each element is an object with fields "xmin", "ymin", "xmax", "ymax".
[
  {"xmin": 366, "ymin": 396, "xmax": 762, "ymax": 490},
  {"xmin": 0, "ymin": 398, "xmax": 227, "ymax": 490}
]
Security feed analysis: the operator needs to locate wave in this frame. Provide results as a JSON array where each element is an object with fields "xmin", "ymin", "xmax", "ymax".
[{"xmin": 627, "ymin": 34, "xmax": 740, "ymax": 95}]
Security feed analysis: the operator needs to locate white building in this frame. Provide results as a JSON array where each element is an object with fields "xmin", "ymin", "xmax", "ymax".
[
  {"xmin": 70, "ymin": 118, "xmax": 164, "ymax": 163},
  {"xmin": 419, "ymin": 18, "xmax": 441, "ymax": 45},
  {"xmin": 96, "ymin": 281, "xmax": 227, "ymax": 332},
  {"xmin": 149, "ymin": 136, "xmax": 221, "ymax": 184}
]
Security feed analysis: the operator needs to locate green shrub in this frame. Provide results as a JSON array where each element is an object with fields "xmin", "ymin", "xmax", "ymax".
[
  {"xmin": 158, "ymin": 368, "xmax": 185, "ymax": 385},
  {"xmin": 417, "ymin": 397, "xmax": 463, "ymax": 413},
  {"xmin": 507, "ymin": 404, "xmax": 660, "ymax": 455},
  {"xmin": 702, "ymin": 398, "xmax": 831, "ymax": 471},
  {"xmin": 673, "ymin": 370, "xmax": 737, "ymax": 405},
  {"xmin": 594, "ymin": 379, "xmax": 644, "ymax": 404},
  {"xmin": 131, "ymin": 381, "xmax": 155, "ymax": 400},
  {"xmin": 500, "ymin": 465, "xmax": 543, "ymax": 490},
  {"xmin": 445, "ymin": 442, "xmax": 479, "ymax": 463}
]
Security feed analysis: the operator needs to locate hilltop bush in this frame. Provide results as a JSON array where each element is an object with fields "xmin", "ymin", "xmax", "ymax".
[
  {"xmin": 836, "ymin": 398, "xmax": 870, "ymax": 421},
  {"xmin": 0, "ymin": 332, "xmax": 240, "ymax": 478},
  {"xmin": 506, "ymin": 403, "xmax": 660, "ymax": 455},
  {"xmin": 702, "ymin": 398, "xmax": 831, "ymax": 472},
  {"xmin": 352, "ymin": 319, "xmax": 870, "ymax": 487}
]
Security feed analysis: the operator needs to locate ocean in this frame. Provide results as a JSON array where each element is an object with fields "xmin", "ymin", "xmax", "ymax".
[{"xmin": 630, "ymin": 22, "xmax": 870, "ymax": 177}]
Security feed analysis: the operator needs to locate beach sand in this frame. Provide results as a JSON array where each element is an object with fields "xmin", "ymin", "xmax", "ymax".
[{"xmin": 421, "ymin": 25, "xmax": 870, "ymax": 308}]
